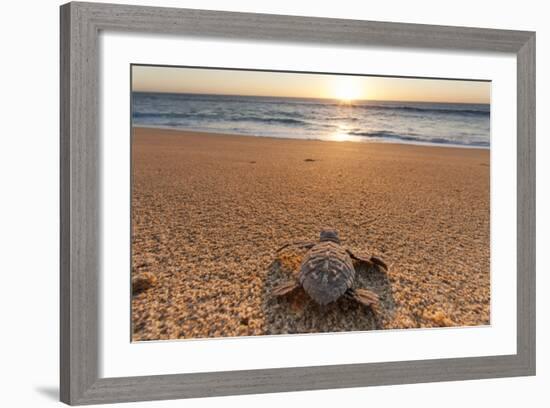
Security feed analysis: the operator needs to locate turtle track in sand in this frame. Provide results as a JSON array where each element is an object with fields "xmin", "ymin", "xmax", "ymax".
[{"xmin": 262, "ymin": 245, "xmax": 396, "ymax": 335}]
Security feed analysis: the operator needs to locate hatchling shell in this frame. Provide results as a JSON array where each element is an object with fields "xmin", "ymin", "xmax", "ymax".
[{"xmin": 299, "ymin": 241, "xmax": 355, "ymax": 305}]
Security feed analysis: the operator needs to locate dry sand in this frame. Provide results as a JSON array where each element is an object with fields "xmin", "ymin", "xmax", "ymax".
[{"xmin": 131, "ymin": 127, "xmax": 490, "ymax": 341}]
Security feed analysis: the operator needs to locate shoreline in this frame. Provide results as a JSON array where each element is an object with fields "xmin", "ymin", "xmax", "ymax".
[{"xmin": 132, "ymin": 125, "xmax": 491, "ymax": 150}]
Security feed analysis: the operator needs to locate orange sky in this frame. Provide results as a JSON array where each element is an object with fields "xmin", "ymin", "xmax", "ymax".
[{"xmin": 132, "ymin": 65, "xmax": 490, "ymax": 104}]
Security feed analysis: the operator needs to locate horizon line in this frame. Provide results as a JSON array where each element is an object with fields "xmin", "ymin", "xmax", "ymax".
[{"xmin": 131, "ymin": 90, "xmax": 490, "ymax": 105}]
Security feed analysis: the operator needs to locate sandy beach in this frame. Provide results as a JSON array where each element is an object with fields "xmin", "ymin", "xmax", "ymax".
[{"xmin": 131, "ymin": 127, "xmax": 490, "ymax": 341}]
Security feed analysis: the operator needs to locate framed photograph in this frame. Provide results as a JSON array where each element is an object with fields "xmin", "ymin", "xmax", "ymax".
[{"xmin": 60, "ymin": 2, "xmax": 536, "ymax": 405}]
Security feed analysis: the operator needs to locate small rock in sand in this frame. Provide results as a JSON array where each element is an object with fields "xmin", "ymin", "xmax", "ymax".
[{"xmin": 132, "ymin": 272, "xmax": 158, "ymax": 294}]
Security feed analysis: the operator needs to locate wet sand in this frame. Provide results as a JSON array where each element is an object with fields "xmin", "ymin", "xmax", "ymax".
[{"xmin": 131, "ymin": 127, "xmax": 490, "ymax": 341}]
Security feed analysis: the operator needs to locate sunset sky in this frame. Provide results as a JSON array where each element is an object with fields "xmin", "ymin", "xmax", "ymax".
[{"xmin": 132, "ymin": 65, "xmax": 490, "ymax": 104}]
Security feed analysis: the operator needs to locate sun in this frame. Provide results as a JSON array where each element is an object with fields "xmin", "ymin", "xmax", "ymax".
[{"xmin": 330, "ymin": 77, "xmax": 364, "ymax": 103}]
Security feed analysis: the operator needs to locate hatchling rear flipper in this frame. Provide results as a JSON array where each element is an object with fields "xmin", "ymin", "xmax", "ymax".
[
  {"xmin": 347, "ymin": 288, "xmax": 380, "ymax": 313},
  {"xmin": 272, "ymin": 280, "xmax": 300, "ymax": 297},
  {"xmin": 346, "ymin": 249, "xmax": 388, "ymax": 271}
]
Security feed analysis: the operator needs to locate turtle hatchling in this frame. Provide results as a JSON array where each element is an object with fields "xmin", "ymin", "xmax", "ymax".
[{"xmin": 272, "ymin": 229, "xmax": 388, "ymax": 311}]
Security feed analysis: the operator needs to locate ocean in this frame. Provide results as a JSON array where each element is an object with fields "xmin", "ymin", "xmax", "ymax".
[{"xmin": 132, "ymin": 92, "xmax": 490, "ymax": 148}]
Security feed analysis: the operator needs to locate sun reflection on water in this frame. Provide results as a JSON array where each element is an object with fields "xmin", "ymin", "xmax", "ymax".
[
  {"xmin": 330, "ymin": 132, "xmax": 354, "ymax": 142},
  {"xmin": 328, "ymin": 121, "xmax": 359, "ymax": 142}
]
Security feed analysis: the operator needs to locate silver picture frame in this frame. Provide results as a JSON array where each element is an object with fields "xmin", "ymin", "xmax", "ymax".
[{"xmin": 60, "ymin": 2, "xmax": 536, "ymax": 405}]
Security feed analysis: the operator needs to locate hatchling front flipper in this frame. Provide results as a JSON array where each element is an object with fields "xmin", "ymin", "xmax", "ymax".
[
  {"xmin": 346, "ymin": 249, "xmax": 388, "ymax": 271},
  {"xmin": 276, "ymin": 241, "xmax": 315, "ymax": 253}
]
